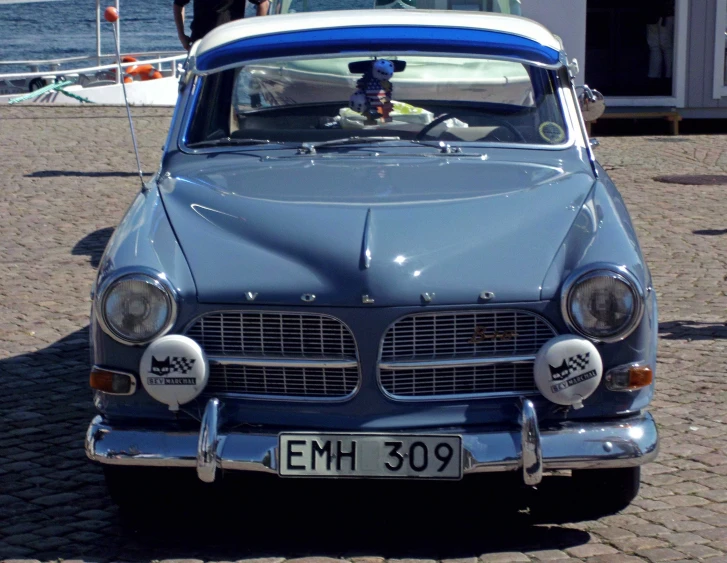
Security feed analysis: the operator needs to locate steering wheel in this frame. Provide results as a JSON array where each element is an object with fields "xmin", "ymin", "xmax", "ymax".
[{"xmin": 415, "ymin": 111, "xmax": 527, "ymax": 143}]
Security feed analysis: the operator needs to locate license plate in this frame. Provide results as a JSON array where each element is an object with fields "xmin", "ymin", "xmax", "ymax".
[{"xmin": 278, "ymin": 433, "xmax": 462, "ymax": 479}]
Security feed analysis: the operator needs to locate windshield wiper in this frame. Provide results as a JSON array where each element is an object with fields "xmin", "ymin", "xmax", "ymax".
[
  {"xmin": 296, "ymin": 136, "xmax": 401, "ymax": 154},
  {"xmin": 410, "ymin": 140, "xmax": 463, "ymax": 154},
  {"xmin": 187, "ymin": 137, "xmax": 271, "ymax": 148}
]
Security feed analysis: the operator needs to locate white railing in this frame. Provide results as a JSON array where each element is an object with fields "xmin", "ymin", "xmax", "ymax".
[
  {"xmin": 0, "ymin": 54, "xmax": 188, "ymax": 82},
  {"xmin": 0, "ymin": 51, "xmax": 185, "ymax": 67}
]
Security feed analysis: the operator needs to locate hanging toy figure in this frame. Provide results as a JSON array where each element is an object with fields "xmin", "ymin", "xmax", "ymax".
[
  {"xmin": 349, "ymin": 89, "xmax": 368, "ymax": 114},
  {"xmin": 349, "ymin": 59, "xmax": 395, "ymax": 124}
]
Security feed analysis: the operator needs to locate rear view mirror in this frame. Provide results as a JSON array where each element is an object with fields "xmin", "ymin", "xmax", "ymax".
[
  {"xmin": 577, "ymin": 85, "xmax": 606, "ymax": 122},
  {"xmin": 348, "ymin": 60, "xmax": 407, "ymax": 74}
]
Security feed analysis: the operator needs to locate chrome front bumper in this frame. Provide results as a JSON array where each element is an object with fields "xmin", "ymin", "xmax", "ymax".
[{"xmin": 85, "ymin": 397, "xmax": 659, "ymax": 484}]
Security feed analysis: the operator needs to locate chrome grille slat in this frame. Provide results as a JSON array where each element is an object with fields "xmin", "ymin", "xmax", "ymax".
[
  {"xmin": 380, "ymin": 363, "xmax": 537, "ymax": 397},
  {"xmin": 187, "ymin": 312, "xmax": 359, "ymax": 399},
  {"xmin": 208, "ymin": 365, "xmax": 359, "ymax": 397},
  {"xmin": 379, "ymin": 310, "xmax": 556, "ymax": 399}
]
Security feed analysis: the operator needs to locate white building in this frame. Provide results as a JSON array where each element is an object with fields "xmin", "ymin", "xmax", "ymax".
[{"xmin": 268, "ymin": 0, "xmax": 727, "ymax": 124}]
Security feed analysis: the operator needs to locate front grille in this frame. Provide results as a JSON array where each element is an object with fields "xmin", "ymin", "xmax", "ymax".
[
  {"xmin": 211, "ymin": 364, "xmax": 360, "ymax": 397},
  {"xmin": 187, "ymin": 312, "xmax": 357, "ymax": 357},
  {"xmin": 186, "ymin": 312, "xmax": 359, "ymax": 399},
  {"xmin": 380, "ymin": 362, "xmax": 536, "ymax": 397},
  {"xmin": 379, "ymin": 310, "xmax": 556, "ymax": 399},
  {"xmin": 381, "ymin": 310, "xmax": 554, "ymax": 361}
]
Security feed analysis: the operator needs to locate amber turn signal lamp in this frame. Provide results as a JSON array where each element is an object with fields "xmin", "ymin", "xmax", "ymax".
[
  {"xmin": 90, "ymin": 367, "xmax": 136, "ymax": 395},
  {"xmin": 628, "ymin": 366, "xmax": 653, "ymax": 388},
  {"xmin": 604, "ymin": 363, "xmax": 653, "ymax": 391}
]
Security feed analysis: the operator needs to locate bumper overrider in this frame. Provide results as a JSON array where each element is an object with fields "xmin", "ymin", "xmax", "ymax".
[
  {"xmin": 85, "ymin": 333, "xmax": 659, "ymax": 484},
  {"xmin": 85, "ymin": 397, "xmax": 659, "ymax": 484}
]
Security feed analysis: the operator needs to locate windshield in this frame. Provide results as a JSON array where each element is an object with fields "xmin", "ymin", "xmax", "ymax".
[
  {"xmin": 185, "ymin": 53, "xmax": 568, "ymax": 149},
  {"xmin": 269, "ymin": 0, "xmax": 521, "ymax": 14}
]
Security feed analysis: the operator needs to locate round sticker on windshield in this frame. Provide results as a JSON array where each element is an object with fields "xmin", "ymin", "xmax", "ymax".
[{"xmin": 539, "ymin": 122, "xmax": 566, "ymax": 144}]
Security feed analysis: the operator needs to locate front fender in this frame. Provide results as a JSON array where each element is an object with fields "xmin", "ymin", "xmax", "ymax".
[
  {"xmin": 90, "ymin": 184, "xmax": 197, "ymax": 409},
  {"xmin": 538, "ymin": 168, "xmax": 657, "ymax": 417},
  {"xmin": 540, "ymin": 173, "xmax": 649, "ymax": 299}
]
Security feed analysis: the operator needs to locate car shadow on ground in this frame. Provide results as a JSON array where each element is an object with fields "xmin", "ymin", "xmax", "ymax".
[
  {"xmin": 71, "ymin": 226, "xmax": 115, "ymax": 269},
  {"xmin": 693, "ymin": 228, "xmax": 727, "ymax": 236},
  {"xmin": 0, "ymin": 325, "xmax": 601, "ymax": 562},
  {"xmin": 659, "ymin": 320, "xmax": 727, "ymax": 340},
  {"xmin": 115, "ymin": 493, "xmax": 593, "ymax": 560},
  {"xmin": 25, "ymin": 170, "xmax": 148, "ymax": 178},
  {"xmin": 113, "ymin": 470, "xmax": 598, "ymax": 560}
]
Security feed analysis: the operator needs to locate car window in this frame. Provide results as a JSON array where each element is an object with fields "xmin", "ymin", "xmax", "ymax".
[
  {"xmin": 271, "ymin": 0, "xmax": 521, "ymax": 14},
  {"xmin": 185, "ymin": 54, "xmax": 568, "ymax": 148}
]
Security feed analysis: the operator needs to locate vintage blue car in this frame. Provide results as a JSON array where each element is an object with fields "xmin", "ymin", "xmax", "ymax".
[{"xmin": 85, "ymin": 7, "xmax": 658, "ymax": 514}]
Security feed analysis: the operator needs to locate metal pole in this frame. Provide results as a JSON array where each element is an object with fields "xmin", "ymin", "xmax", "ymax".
[
  {"xmin": 96, "ymin": 0, "xmax": 101, "ymax": 67},
  {"xmin": 110, "ymin": 21, "xmax": 145, "ymax": 189},
  {"xmin": 115, "ymin": 0, "xmax": 121, "ymax": 66}
]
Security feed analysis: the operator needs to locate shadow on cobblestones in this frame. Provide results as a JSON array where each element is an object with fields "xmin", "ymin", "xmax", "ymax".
[
  {"xmin": 25, "ymin": 170, "xmax": 143, "ymax": 178},
  {"xmin": 72, "ymin": 227, "xmax": 115, "ymax": 269},
  {"xmin": 0, "ymin": 327, "xmax": 593, "ymax": 561},
  {"xmin": 105, "ymin": 475, "xmax": 592, "ymax": 561},
  {"xmin": 693, "ymin": 228, "xmax": 727, "ymax": 236},
  {"xmin": 659, "ymin": 320, "xmax": 727, "ymax": 340}
]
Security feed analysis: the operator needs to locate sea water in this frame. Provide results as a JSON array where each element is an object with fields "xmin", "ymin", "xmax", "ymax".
[{"xmin": 0, "ymin": 0, "xmax": 373, "ymax": 73}]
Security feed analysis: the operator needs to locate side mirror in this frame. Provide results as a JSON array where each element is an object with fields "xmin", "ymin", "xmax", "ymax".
[{"xmin": 577, "ymin": 85, "xmax": 605, "ymax": 122}]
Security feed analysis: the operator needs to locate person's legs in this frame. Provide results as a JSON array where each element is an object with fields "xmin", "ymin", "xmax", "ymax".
[
  {"xmin": 647, "ymin": 23, "xmax": 662, "ymax": 78},
  {"xmin": 660, "ymin": 15, "xmax": 675, "ymax": 78}
]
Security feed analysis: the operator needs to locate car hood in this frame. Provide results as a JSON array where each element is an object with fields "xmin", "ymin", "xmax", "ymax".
[{"xmin": 159, "ymin": 152, "xmax": 595, "ymax": 306}]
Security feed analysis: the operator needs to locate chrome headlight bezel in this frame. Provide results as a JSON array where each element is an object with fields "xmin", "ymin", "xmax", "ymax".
[
  {"xmin": 96, "ymin": 271, "xmax": 178, "ymax": 346},
  {"xmin": 560, "ymin": 264, "xmax": 645, "ymax": 344}
]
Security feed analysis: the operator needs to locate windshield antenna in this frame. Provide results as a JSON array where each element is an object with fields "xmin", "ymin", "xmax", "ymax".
[{"xmin": 105, "ymin": 6, "xmax": 145, "ymax": 190}]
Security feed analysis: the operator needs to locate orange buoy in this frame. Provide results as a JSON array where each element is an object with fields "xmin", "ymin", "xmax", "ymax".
[
  {"xmin": 104, "ymin": 6, "xmax": 119, "ymax": 22},
  {"xmin": 142, "ymin": 70, "xmax": 164, "ymax": 81},
  {"xmin": 123, "ymin": 75, "xmax": 133, "ymax": 83},
  {"xmin": 127, "ymin": 64, "xmax": 154, "ymax": 77},
  {"xmin": 112, "ymin": 55, "xmax": 137, "ymax": 78}
]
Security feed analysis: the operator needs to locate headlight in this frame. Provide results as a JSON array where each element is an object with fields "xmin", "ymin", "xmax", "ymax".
[
  {"xmin": 98, "ymin": 273, "xmax": 176, "ymax": 344},
  {"xmin": 561, "ymin": 267, "xmax": 644, "ymax": 343}
]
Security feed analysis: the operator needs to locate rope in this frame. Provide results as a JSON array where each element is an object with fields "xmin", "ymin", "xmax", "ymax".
[
  {"xmin": 9, "ymin": 79, "xmax": 95, "ymax": 105},
  {"xmin": 56, "ymin": 87, "xmax": 95, "ymax": 104},
  {"xmin": 8, "ymin": 80, "xmax": 71, "ymax": 104}
]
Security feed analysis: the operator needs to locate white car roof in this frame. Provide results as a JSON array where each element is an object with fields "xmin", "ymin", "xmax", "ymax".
[{"xmin": 191, "ymin": 9, "xmax": 563, "ymax": 61}]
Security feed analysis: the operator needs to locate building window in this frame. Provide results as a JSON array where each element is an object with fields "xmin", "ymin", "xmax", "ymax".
[
  {"xmin": 586, "ymin": 0, "xmax": 675, "ymax": 98},
  {"xmin": 722, "ymin": 2, "xmax": 727, "ymax": 88},
  {"xmin": 713, "ymin": 0, "xmax": 727, "ymax": 97}
]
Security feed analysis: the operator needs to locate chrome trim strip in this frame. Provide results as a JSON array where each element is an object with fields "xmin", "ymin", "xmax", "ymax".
[
  {"xmin": 379, "ymin": 355, "xmax": 535, "ymax": 370},
  {"xmin": 192, "ymin": 51, "xmax": 564, "ymax": 78},
  {"xmin": 85, "ymin": 410, "xmax": 659, "ymax": 479},
  {"xmin": 568, "ymin": 76, "xmax": 598, "ymax": 178},
  {"xmin": 197, "ymin": 398, "xmax": 221, "ymax": 483},
  {"xmin": 362, "ymin": 207, "xmax": 372, "ymax": 269},
  {"xmin": 520, "ymin": 397, "xmax": 542, "ymax": 486},
  {"xmin": 179, "ymin": 59, "xmax": 574, "ymax": 156},
  {"xmin": 201, "ymin": 390, "xmax": 359, "ymax": 403},
  {"xmin": 560, "ymin": 263, "xmax": 645, "ymax": 344},
  {"xmin": 378, "ymin": 389, "xmax": 540, "ymax": 403},
  {"xmin": 177, "ymin": 74, "xmax": 200, "ymax": 151},
  {"xmin": 210, "ymin": 356, "xmax": 359, "ymax": 369}
]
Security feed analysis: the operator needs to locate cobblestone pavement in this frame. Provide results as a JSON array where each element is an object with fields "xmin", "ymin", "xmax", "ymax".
[{"xmin": 1, "ymin": 106, "xmax": 726, "ymax": 563}]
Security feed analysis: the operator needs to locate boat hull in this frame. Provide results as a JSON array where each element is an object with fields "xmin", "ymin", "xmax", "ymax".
[{"xmin": 0, "ymin": 75, "xmax": 180, "ymax": 106}]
